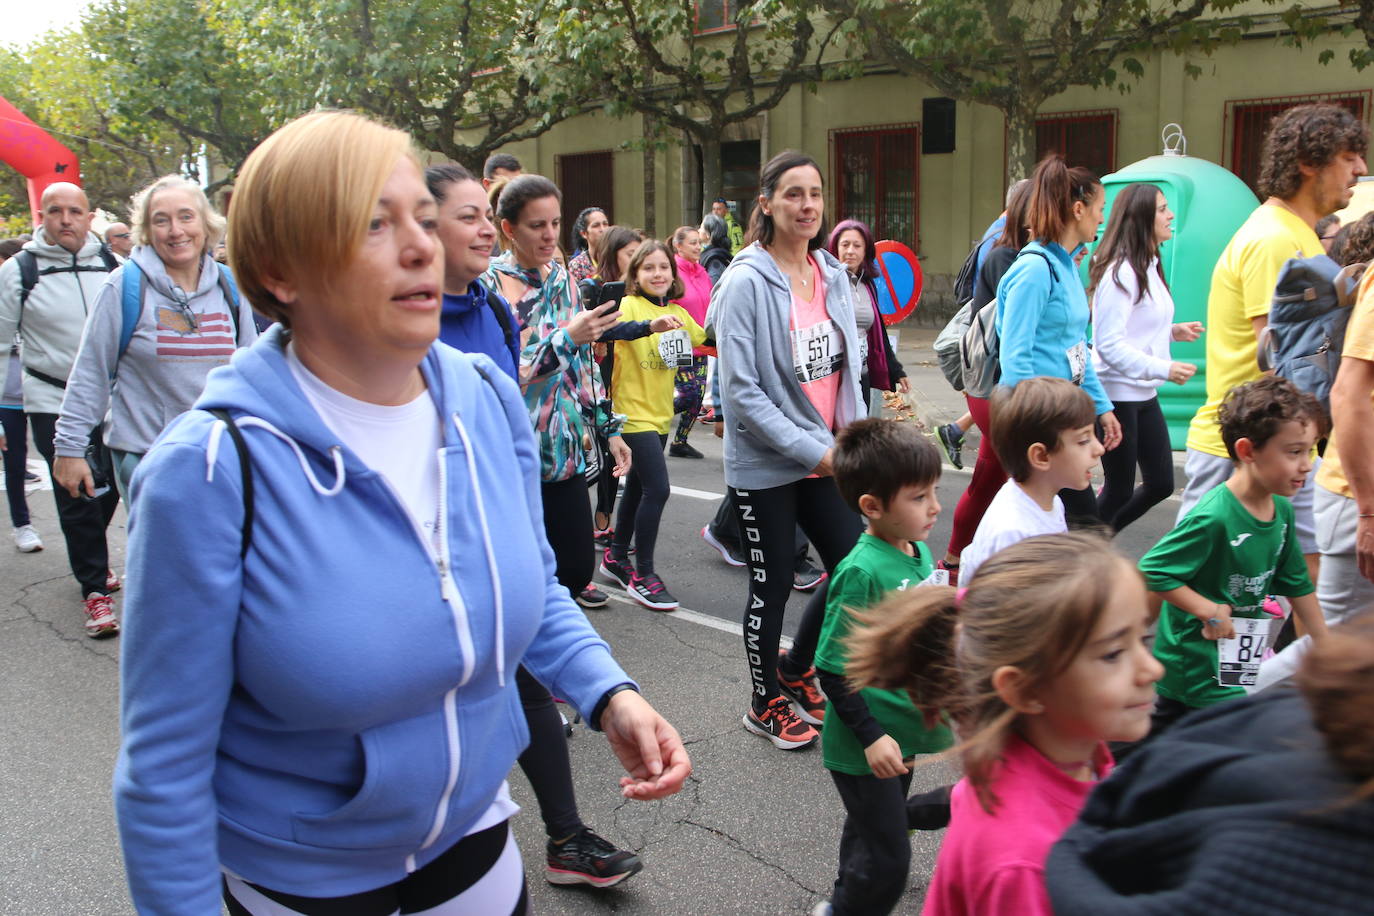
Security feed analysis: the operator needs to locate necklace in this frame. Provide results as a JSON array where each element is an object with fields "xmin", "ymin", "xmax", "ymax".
[{"xmin": 773, "ymin": 252, "xmax": 811, "ymax": 287}]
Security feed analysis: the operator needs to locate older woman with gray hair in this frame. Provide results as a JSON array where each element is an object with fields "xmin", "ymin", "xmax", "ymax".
[{"xmin": 52, "ymin": 174, "xmax": 257, "ymax": 502}]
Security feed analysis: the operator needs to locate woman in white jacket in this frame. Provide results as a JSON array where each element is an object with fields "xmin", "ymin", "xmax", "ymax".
[{"xmin": 1088, "ymin": 183, "xmax": 1203, "ymax": 532}]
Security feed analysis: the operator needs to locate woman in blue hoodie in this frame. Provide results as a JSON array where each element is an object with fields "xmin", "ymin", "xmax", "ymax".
[
  {"xmin": 995, "ymin": 157, "xmax": 1122, "ymax": 522},
  {"xmin": 114, "ymin": 111, "xmax": 689, "ymax": 916}
]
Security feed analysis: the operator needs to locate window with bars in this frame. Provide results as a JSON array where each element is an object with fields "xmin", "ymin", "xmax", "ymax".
[
  {"xmin": 831, "ymin": 125, "xmax": 920, "ymax": 251},
  {"xmin": 1226, "ymin": 92, "xmax": 1370, "ymax": 196},
  {"xmin": 1035, "ymin": 110, "xmax": 1117, "ymax": 178},
  {"xmin": 695, "ymin": 0, "xmax": 736, "ymax": 32},
  {"xmin": 555, "ymin": 151, "xmax": 615, "ymax": 255}
]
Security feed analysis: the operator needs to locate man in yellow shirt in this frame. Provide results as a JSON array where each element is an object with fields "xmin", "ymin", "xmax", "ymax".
[
  {"xmin": 1316, "ymin": 228, "xmax": 1374, "ymax": 625},
  {"xmin": 1181, "ymin": 104, "xmax": 1367, "ymax": 574}
]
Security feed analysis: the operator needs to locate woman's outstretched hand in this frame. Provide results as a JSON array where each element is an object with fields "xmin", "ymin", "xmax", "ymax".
[{"xmin": 600, "ymin": 690, "xmax": 692, "ymax": 800}]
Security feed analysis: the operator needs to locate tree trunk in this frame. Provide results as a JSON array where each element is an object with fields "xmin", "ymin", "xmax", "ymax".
[
  {"xmin": 642, "ymin": 114, "xmax": 657, "ymax": 237},
  {"xmin": 700, "ymin": 134, "xmax": 724, "ymax": 212},
  {"xmin": 1003, "ymin": 102, "xmax": 1038, "ymax": 186}
]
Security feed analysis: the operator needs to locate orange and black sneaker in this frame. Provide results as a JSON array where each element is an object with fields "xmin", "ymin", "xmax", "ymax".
[
  {"xmin": 743, "ymin": 695, "xmax": 818, "ymax": 750},
  {"xmin": 777, "ymin": 653, "xmax": 827, "ymax": 726}
]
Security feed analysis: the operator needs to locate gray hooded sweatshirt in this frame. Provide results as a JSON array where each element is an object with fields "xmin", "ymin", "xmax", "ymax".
[
  {"xmin": 705, "ymin": 243, "xmax": 863, "ymax": 490},
  {"xmin": 54, "ymin": 246, "xmax": 257, "ymax": 457},
  {"xmin": 0, "ymin": 231, "xmax": 114, "ymax": 415}
]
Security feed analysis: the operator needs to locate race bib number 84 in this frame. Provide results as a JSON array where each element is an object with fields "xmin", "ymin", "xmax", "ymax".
[{"xmin": 1217, "ymin": 616, "xmax": 1280, "ymax": 687}]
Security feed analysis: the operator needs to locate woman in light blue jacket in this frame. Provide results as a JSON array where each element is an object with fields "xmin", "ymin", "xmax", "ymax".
[
  {"xmin": 996, "ymin": 157, "xmax": 1122, "ymax": 521},
  {"xmin": 114, "ymin": 111, "xmax": 689, "ymax": 916}
]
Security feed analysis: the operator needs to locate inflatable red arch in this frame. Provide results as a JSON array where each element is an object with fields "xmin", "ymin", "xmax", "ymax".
[{"xmin": 1, "ymin": 95, "xmax": 81, "ymax": 228}]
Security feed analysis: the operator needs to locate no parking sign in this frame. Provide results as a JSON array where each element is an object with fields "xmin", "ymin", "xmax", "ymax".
[{"xmin": 873, "ymin": 240, "xmax": 923, "ymax": 326}]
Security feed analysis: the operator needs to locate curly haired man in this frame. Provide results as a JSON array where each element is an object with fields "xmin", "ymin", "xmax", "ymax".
[{"xmin": 1180, "ymin": 104, "xmax": 1367, "ymax": 585}]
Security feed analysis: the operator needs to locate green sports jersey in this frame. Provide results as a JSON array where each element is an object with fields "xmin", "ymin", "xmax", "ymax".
[
  {"xmin": 1140, "ymin": 483, "xmax": 1313, "ymax": 708},
  {"xmin": 816, "ymin": 534, "xmax": 954, "ymax": 775}
]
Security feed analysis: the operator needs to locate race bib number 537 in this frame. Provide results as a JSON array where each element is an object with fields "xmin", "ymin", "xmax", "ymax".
[{"xmin": 792, "ymin": 319, "xmax": 844, "ymax": 384}]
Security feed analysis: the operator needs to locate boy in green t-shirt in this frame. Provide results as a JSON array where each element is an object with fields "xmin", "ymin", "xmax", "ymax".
[
  {"xmin": 814, "ymin": 419, "xmax": 954, "ymax": 916},
  {"xmin": 1141, "ymin": 377, "xmax": 1329, "ymax": 734}
]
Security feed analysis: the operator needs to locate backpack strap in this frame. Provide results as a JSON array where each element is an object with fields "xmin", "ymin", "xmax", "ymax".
[
  {"xmin": 215, "ymin": 263, "xmax": 243, "ymax": 345},
  {"xmin": 486, "ymin": 287, "xmax": 517, "ymax": 351},
  {"xmin": 1018, "ymin": 249, "xmax": 1059, "ymax": 288},
  {"xmin": 15, "ymin": 250, "xmax": 38, "ymax": 314},
  {"xmin": 118, "ymin": 262, "xmax": 146, "ymax": 361},
  {"xmin": 98, "ymin": 244, "xmax": 119, "ymax": 273},
  {"xmin": 205, "ymin": 407, "xmax": 254, "ymax": 559}
]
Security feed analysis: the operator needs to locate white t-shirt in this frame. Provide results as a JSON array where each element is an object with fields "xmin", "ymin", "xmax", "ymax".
[
  {"xmin": 959, "ymin": 480, "xmax": 1067, "ymax": 584},
  {"xmin": 286, "ymin": 344, "xmax": 441, "ymax": 549}
]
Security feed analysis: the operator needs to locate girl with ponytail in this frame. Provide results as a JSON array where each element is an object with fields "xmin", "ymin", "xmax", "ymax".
[
  {"xmin": 995, "ymin": 157, "xmax": 1121, "ymax": 526},
  {"xmin": 845, "ymin": 532, "xmax": 1161, "ymax": 915}
]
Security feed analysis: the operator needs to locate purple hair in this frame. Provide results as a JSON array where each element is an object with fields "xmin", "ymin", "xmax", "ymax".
[{"xmin": 827, "ymin": 220, "xmax": 879, "ymax": 285}]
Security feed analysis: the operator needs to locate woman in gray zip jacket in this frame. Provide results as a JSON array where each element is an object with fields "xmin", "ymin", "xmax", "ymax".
[{"xmin": 705, "ymin": 150, "xmax": 865, "ymax": 752}]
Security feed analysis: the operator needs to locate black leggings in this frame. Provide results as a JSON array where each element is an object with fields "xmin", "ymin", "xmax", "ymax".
[
  {"xmin": 1097, "ymin": 396, "xmax": 1174, "ymax": 533},
  {"xmin": 1, "ymin": 407, "xmax": 31, "ymax": 528},
  {"xmin": 830, "ymin": 769, "xmax": 915, "ymax": 915},
  {"xmin": 730, "ymin": 478, "xmax": 863, "ymax": 707},
  {"xmin": 524, "ymin": 475, "xmax": 595, "ymax": 840},
  {"xmin": 612, "ymin": 431, "xmax": 669, "ymax": 575},
  {"xmin": 540, "ymin": 476, "xmax": 594, "ymax": 591},
  {"xmin": 29, "ymin": 412, "xmax": 119, "ymax": 596}
]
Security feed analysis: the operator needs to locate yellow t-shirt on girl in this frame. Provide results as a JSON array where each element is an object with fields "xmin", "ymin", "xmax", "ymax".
[{"xmin": 610, "ymin": 294, "xmax": 707, "ymax": 434}]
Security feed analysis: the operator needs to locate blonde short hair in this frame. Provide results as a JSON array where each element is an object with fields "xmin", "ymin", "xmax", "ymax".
[
  {"xmin": 130, "ymin": 175, "xmax": 226, "ymax": 255},
  {"xmin": 228, "ymin": 110, "xmax": 416, "ymax": 328}
]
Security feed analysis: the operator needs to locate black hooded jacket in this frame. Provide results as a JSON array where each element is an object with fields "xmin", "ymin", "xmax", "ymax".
[{"xmin": 1047, "ymin": 689, "xmax": 1374, "ymax": 916}]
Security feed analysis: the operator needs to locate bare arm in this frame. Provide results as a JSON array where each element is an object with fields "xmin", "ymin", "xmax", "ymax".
[
  {"xmin": 1331, "ymin": 355, "xmax": 1374, "ymax": 582},
  {"xmin": 1288, "ymin": 592, "xmax": 1328, "ymax": 641},
  {"xmin": 1152, "ymin": 585, "xmax": 1235, "ymax": 639}
]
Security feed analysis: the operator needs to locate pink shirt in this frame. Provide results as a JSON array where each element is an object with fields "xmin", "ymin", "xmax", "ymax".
[
  {"xmin": 674, "ymin": 255, "xmax": 713, "ymax": 357},
  {"xmin": 789, "ymin": 257, "xmax": 839, "ymax": 436},
  {"xmin": 921, "ymin": 736, "xmax": 1112, "ymax": 916}
]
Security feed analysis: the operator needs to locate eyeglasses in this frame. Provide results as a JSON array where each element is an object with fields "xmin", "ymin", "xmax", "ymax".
[{"xmin": 110, "ymin": 233, "xmax": 131, "ymax": 239}]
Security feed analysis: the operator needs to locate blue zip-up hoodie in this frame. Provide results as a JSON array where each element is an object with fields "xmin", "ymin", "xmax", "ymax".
[
  {"xmin": 995, "ymin": 240, "xmax": 1113, "ymax": 415},
  {"xmin": 439, "ymin": 280, "xmax": 519, "ymax": 382},
  {"xmin": 114, "ymin": 325, "xmax": 632, "ymax": 913}
]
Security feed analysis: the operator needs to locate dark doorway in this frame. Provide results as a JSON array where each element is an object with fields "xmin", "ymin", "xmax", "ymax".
[{"xmin": 556, "ymin": 150, "xmax": 615, "ymax": 254}]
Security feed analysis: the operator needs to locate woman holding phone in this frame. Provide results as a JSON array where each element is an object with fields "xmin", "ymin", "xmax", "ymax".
[{"xmin": 482, "ymin": 176, "xmax": 629, "ymax": 601}]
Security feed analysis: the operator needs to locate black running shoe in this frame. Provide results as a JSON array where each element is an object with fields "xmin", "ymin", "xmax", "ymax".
[
  {"xmin": 575, "ymin": 584, "xmax": 609, "ymax": 609},
  {"xmin": 668, "ymin": 441, "xmax": 703, "ymax": 459},
  {"xmin": 599, "ymin": 549, "xmax": 634, "ymax": 589},
  {"xmin": 628, "ymin": 572, "xmax": 679, "ymax": 610},
  {"xmin": 546, "ymin": 827, "xmax": 643, "ymax": 888},
  {"xmin": 792, "ymin": 558, "xmax": 826, "ymax": 592},
  {"xmin": 937, "ymin": 422, "xmax": 965, "ymax": 470},
  {"xmin": 701, "ymin": 524, "xmax": 746, "ymax": 567},
  {"xmin": 906, "ymin": 784, "xmax": 953, "ymax": 831}
]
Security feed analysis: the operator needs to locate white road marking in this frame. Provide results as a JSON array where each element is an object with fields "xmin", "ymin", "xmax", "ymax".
[
  {"xmin": 669, "ymin": 484, "xmax": 722, "ymax": 501},
  {"xmin": 599, "ymin": 588, "xmax": 793, "ymax": 649}
]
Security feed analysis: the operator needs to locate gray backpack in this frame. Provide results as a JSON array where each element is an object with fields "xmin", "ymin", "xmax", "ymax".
[
  {"xmin": 959, "ymin": 249, "xmax": 1055, "ymax": 399},
  {"xmin": 1258, "ymin": 255, "xmax": 1367, "ymax": 411}
]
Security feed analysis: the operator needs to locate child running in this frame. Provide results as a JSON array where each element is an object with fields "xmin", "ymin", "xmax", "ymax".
[
  {"xmin": 599, "ymin": 240, "xmax": 706, "ymax": 609},
  {"xmin": 812, "ymin": 419, "xmax": 954, "ymax": 916},
  {"xmin": 958, "ymin": 377, "xmax": 1103, "ymax": 583},
  {"xmin": 843, "ymin": 532, "xmax": 1162, "ymax": 915},
  {"xmin": 1140, "ymin": 376, "xmax": 1329, "ymax": 733}
]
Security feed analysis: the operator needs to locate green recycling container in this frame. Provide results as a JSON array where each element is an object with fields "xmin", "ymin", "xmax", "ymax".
[{"xmin": 1093, "ymin": 131, "xmax": 1260, "ymax": 449}]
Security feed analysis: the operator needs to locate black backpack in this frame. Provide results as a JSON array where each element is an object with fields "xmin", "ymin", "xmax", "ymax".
[{"xmin": 951, "ymin": 237, "xmax": 984, "ymax": 307}]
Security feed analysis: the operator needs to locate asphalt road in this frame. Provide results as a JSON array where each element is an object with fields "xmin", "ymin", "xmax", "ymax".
[{"xmin": 0, "ymin": 327, "xmax": 1187, "ymax": 914}]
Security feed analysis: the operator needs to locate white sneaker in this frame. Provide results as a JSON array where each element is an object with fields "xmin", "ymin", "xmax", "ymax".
[
  {"xmin": 83, "ymin": 592, "xmax": 119, "ymax": 639},
  {"xmin": 13, "ymin": 525, "xmax": 43, "ymax": 552}
]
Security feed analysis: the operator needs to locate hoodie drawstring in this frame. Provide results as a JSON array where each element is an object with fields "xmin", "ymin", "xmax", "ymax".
[
  {"xmin": 206, "ymin": 415, "xmax": 346, "ymax": 496},
  {"xmin": 449, "ymin": 410, "xmax": 506, "ymax": 688}
]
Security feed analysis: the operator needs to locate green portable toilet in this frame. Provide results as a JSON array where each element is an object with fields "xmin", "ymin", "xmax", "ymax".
[{"xmin": 1094, "ymin": 125, "xmax": 1259, "ymax": 449}]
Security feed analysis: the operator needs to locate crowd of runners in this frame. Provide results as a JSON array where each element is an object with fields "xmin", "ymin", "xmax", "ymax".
[{"xmin": 2, "ymin": 100, "xmax": 1373, "ymax": 914}]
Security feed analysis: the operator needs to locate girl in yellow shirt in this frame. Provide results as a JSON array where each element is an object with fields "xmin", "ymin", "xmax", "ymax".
[{"xmin": 598, "ymin": 241, "xmax": 707, "ymax": 609}]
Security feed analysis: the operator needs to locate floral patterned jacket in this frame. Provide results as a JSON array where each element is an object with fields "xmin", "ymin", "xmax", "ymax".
[{"xmin": 483, "ymin": 253, "xmax": 624, "ymax": 482}]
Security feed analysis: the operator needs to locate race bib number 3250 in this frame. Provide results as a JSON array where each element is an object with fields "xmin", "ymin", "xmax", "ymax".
[{"xmin": 792, "ymin": 320, "xmax": 844, "ymax": 384}]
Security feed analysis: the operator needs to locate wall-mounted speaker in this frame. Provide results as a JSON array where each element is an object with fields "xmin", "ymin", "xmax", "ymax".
[{"xmin": 923, "ymin": 98, "xmax": 956, "ymax": 155}]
